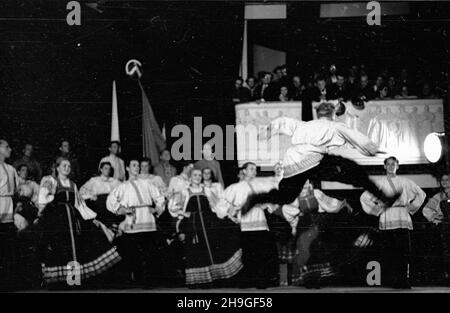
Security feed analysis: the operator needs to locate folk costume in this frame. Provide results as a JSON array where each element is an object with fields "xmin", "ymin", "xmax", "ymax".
[
  {"xmin": 169, "ymin": 185, "xmax": 242, "ymax": 286},
  {"xmin": 37, "ymin": 175, "xmax": 121, "ymax": 285},
  {"xmin": 361, "ymin": 175, "xmax": 425, "ymax": 288},
  {"xmin": 106, "ymin": 178, "xmax": 165, "ymax": 286}
]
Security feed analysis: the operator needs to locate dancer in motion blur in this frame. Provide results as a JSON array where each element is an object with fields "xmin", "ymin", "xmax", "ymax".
[{"xmin": 241, "ymin": 102, "xmax": 400, "ymax": 215}]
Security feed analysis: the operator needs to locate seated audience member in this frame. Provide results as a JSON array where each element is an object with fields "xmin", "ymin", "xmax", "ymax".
[
  {"xmin": 278, "ymin": 86, "xmax": 291, "ymax": 102},
  {"xmin": 395, "ymin": 85, "xmax": 417, "ymax": 99},
  {"xmin": 352, "ymin": 74, "xmax": 375, "ymax": 101},
  {"xmin": 245, "ymin": 76, "xmax": 258, "ymax": 101},
  {"xmin": 327, "ymin": 64, "xmax": 338, "ymax": 85},
  {"xmin": 278, "ymin": 64, "xmax": 291, "ymax": 90},
  {"xmin": 302, "ymin": 76, "xmax": 330, "ymax": 121},
  {"xmin": 329, "ymin": 72, "xmax": 350, "ymax": 101},
  {"xmin": 376, "ymin": 84, "xmax": 391, "ymax": 100},
  {"xmin": 387, "ymin": 76, "xmax": 399, "ymax": 98},
  {"xmin": 420, "ymin": 83, "xmax": 437, "ymax": 99},
  {"xmin": 291, "ymin": 75, "xmax": 305, "ymax": 101},
  {"xmin": 373, "ymin": 75, "xmax": 384, "ymax": 95},
  {"xmin": 255, "ymin": 71, "xmax": 277, "ymax": 101},
  {"xmin": 232, "ymin": 77, "xmax": 250, "ymax": 104}
]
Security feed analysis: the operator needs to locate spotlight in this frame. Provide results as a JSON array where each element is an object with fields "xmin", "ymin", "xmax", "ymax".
[{"xmin": 424, "ymin": 132, "xmax": 446, "ymax": 163}]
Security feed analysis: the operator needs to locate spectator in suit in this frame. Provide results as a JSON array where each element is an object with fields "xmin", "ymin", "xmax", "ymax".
[
  {"xmin": 302, "ymin": 76, "xmax": 330, "ymax": 121},
  {"xmin": 255, "ymin": 72, "xmax": 277, "ymax": 101},
  {"xmin": 232, "ymin": 77, "xmax": 250, "ymax": 104},
  {"xmin": 291, "ymin": 75, "xmax": 305, "ymax": 101},
  {"xmin": 387, "ymin": 76, "xmax": 399, "ymax": 98},
  {"xmin": 245, "ymin": 76, "xmax": 258, "ymax": 101},
  {"xmin": 352, "ymin": 74, "xmax": 375, "ymax": 101},
  {"xmin": 328, "ymin": 72, "xmax": 350, "ymax": 101},
  {"xmin": 373, "ymin": 75, "xmax": 384, "ymax": 96}
]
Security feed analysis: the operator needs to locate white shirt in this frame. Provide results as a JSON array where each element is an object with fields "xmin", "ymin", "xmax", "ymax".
[
  {"xmin": 139, "ymin": 173, "xmax": 167, "ymax": 197},
  {"xmin": 79, "ymin": 176, "xmax": 121, "ymax": 200},
  {"xmin": 106, "ymin": 178, "xmax": 165, "ymax": 234},
  {"xmin": 360, "ymin": 175, "xmax": 426, "ymax": 230},
  {"xmin": 99, "ymin": 155, "xmax": 126, "ymax": 182},
  {"xmin": 0, "ymin": 163, "xmax": 18, "ymax": 223},
  {"xmin": 218, "ymin": 177, "xmax": 279, "ymax": 232},
  {"xmin": 167, "ymin": 174, "xmax": 190, "ymax": 198},
  {"xmin": 269, "ymin": 117, "xmax": 378, "ymax": 177}
]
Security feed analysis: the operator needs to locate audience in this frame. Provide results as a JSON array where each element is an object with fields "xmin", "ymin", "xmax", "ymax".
[{"xmin": 232, "ymin": 63, "xmax": 442, "ymax": 104}]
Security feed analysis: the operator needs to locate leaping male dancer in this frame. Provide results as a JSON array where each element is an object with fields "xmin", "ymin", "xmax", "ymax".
[{"xmin": 241, "ymin": 102, "xmax": 399, "ymax": 215}]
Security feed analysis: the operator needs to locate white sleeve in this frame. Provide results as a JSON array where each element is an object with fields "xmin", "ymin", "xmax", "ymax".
[
  {"xmin": 149, "ymin": 184, "xmax": 165, "ymax": 216},
  {"xmin": 106, "ymin": 185, "xmax": 124, "ymax": 214},
  {"xmin": 74, "ymin": 184, "xmax": 97, "ymax": 220},
  {"xmin": 406, "ymin": 180, "xmax": 426, "ymax": 215},
  {"xmin": 79, "ymin": 178, "xmax": 96, "ymax": 200},
  {"xmin": 38, "ymin": 176, "xmax": 56, "ymax": 213},
  {"xmin": 336, "ymin": 123, "xmax": 379, "ymax": 156},
  {"xmin": 168, "ymin": 189, "xmax": 189, "ymax": 218},
  {"xmin": 360, "ymin": 191, "xmax": 384, "ymax": 216},
  {"xmin": 422, "ymin": 194, "xmax": 443, "ymax": 223}
]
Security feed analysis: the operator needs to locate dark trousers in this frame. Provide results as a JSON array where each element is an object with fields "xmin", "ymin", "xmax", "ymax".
[
  {"xmin": 245, "ymin": 155, "xmax": 389, "ymax": 212},
  {"xmin": 0, "ymin": 223, "xmax": 16, "ymax": 290},
  {"xmin": 240, "ymin": 231, "xmax": 278, "ymax": 288},
  {"xmin": 380, "ymin": 229, "xmax": 411, "ymax": 287},
  {"xmin": 116, "ymin": 231, "xmax": 164, "ymax": 286}
]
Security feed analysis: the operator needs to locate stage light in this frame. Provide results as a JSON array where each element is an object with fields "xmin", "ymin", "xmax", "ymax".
[{"xmin": 424, "ymin": 132, "xmax": 445, "ymax": 163}]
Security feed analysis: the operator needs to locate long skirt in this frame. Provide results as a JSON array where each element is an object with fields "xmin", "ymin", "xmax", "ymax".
[
  {"xmin": 292, "ymin": 209, "xmax": 373, "ymax": 286},
  {"xmin": 39, "ymin": 202, "xmax": 121, "ymax": 285},
  {"xmin": 181, "ymin": 209, "xmax": 243, "ymax": 286}
]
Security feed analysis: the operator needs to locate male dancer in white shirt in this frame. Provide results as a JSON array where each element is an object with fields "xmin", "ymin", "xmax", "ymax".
[
  {"xmin": 107, "ymin": 158, "xmax": 165, "ymax": 287},
  {"xmin": 360, "ymin": 156, "xmax": 425, "ymax": 288},
  {"xmin": 241, "ymin": 102, "xmax": 399, "ymax": 214}
]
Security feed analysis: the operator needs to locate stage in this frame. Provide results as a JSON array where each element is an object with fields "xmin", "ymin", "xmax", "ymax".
[{"xmin": 19, "ymin": 286, "xmax": 450, "ymax": 293}]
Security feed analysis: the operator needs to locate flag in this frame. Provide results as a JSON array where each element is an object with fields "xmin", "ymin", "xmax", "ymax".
[
  {"xmin": 111, "ymin": 80, "xmax": 120, "ymax": 142},
  {"xmin": 140, "ymin": 82, "xmax": 166, "ymax": 166},
  {"xmin": 239, "ymin": 19, "xmax": 248, "ymax": 82}
]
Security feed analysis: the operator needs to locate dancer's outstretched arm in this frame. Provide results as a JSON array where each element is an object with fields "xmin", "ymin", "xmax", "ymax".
[{"xmin": 335, "ymin": 123, "xmax": 379, "ymax": 156}]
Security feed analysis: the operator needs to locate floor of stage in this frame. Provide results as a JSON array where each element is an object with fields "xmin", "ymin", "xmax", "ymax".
[{"xmin": 20, "ymin": 286, "xmax": 450, "ymax": 293}]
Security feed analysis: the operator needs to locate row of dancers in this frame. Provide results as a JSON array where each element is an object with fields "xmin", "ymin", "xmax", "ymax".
[{"xmin": 0, "ymin": 102, "xmax": 434, "ymax": 289}]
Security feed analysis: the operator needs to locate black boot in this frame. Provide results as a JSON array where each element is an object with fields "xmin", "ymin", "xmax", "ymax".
[{"xmin": 241, "ymin": 192, "xmax": 276, "ymax": 215}]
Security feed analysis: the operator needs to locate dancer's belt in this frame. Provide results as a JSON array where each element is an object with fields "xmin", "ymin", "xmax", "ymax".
[{"xmin": 126, "ymin": 204, "xmax": 157, "ymax": 214}]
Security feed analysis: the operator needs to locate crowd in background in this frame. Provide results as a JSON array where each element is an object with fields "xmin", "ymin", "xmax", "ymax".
[{"xmin": 232, "ymin": 64, "xmax": 442, "ymax": 106}]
